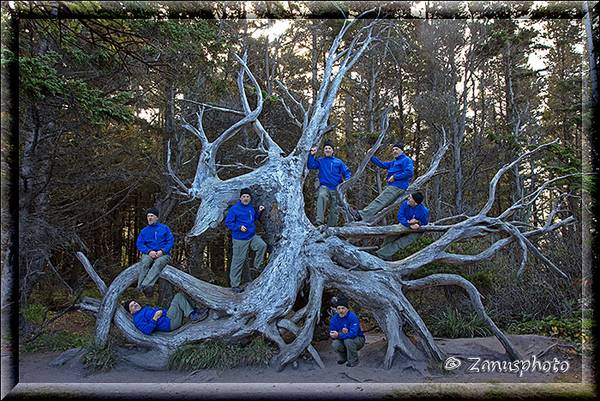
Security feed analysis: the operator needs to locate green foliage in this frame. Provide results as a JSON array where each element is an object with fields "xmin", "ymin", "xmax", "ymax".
[
  {"xmin": 19, "ymin": 51, "xmax": 133, "ymax": 124},
  {"xmin": 168, "ymin": 336, "xmax": 275, "ymax": 370},
  {"xmin": 19, "ymin": 52, "xmax": 65, "ymax": 99},
  {"xmin": 21, "ymin": 331, "xmax": 92, "ymax": 353},
  {"xmin": 430, "ymin": 308, "xmax": 493, "ymax": 338},
  {"xmin": 22, "ymin": 303, "xmax": 48, "ymax": 325},
  {"xmin": 507, "ymin": 316, "xmax": 594, "ymax": 345},
  {"xmin": 81, "ymin": 343, "xmax": 117, "ymax": 372}
]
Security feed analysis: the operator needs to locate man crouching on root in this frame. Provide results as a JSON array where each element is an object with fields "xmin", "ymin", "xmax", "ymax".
[{"xmin": 329, "ymin": 296, "xmax": 366, "ymax": 367}]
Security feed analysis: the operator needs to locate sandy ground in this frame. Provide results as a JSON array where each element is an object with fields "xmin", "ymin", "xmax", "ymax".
[{"xmin": 16, "ymin": 333, "xmax": 584, "ymax": 384}]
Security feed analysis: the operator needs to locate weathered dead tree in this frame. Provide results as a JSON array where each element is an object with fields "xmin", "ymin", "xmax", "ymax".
[{"xmin": 77, "ymin": 18, "xmax": 575, "ymax": 371}]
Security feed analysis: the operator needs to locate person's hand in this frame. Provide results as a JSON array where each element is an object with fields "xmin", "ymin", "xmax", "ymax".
[
  {"xmin": 156, "ymin": 250, "xmax": 164, "ymax": 257},
  {"xmin": 240, "ymin": 225, "xmax": 247, "ymax": 232},
  {"xmin": 330, "ymin": 330, "xmax": 339, "ymax": 339},
  {"xmin": 410, "ymin": 223, "xmax": 420, "ymax": 230},
  {"xmin": 153, "ymin": 310, "xmax": 163, "ymax": 321},
  {"xmin": 258, "ymin": 205, "xmax": 265, "ymax": 212},
  {"xmin": 341, "ymin": 327, "xmax": 348, "ymax": 334},
  {"xmin": 408, "ymin": 218, "xmax": 418, "ymax": 224},
  {"xmin": 310, "ymin": 147, "xmax": 317, "ymax": 155},
  {"xmin": 387, "ymin": 175, "xmax": 395, "ymax": 183},
  {"xmin": 367, "ymin": 147, "xmax": 373, "ymax": 153},
  {"xmin": 149, "ymin": 250, "xmax": 157, "ymax": 259}
]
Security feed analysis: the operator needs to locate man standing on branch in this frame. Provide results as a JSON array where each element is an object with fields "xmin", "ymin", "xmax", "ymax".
[
  {"xmin": 377, "ymin": 192, "xmax": 429, "ymax": 260},
  {"xmin": 224, "ymin": 188, "xmax": 267, "ymax": 293},
  {"xmin": 329, "ymin": 296, "xmax": 366, "ymax": 367},
  {"xmin": 135, "ymin": 207, "xmax": 174, "ymax": 297},
  {"xmin": 354, "ymin": 142, "xmax": 414, "ymax": 222},
  {"xmin": 123, "ymin": 292, "xmax": 207, "ymax": 335},
  {"xmin": 307, "ymin": 141, "xmax": 352, "ymax": 227}
]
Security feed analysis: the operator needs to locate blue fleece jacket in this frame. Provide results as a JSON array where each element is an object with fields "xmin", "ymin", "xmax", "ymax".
[
  {"xmin": 397, "ymin": 200, "xmax": 430, "ymax": 227},
  {"xmin": 136, "ymin": 223, "xmax": 174, "ymax": 255},
  {"xmin": 370, "ymin": 154, "xmax": 414, "ymax": 189},
  {"xmin": 132, "ymin": 306, "xmax": 171, "ymax": 335},
  {"xmin": 329, "ymin": 311, "xmax": 364, "ymax": 340},
  {"xmin": 307, "ymin": 154, "xmax": 352, "ymax": 190},
  {"xmin": 224, "ymin": 201, "xmax": 263, "ymax": 241}
]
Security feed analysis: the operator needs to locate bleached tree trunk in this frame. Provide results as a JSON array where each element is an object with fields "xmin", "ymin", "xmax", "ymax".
[{"xmin": 78, "ymin": 18, "xmax": 576, "ymax": 371}]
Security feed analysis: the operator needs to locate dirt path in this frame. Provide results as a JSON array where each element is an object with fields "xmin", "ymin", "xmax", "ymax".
[{"xmin": 17, "ymin": 334, "xmax": 584, "ymax": 384}]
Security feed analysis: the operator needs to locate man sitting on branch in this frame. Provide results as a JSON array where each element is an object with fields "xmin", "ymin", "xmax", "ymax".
[
  {"xmin": 377, "ymin": 191, "xmax": 429, "ymax": 260},
  {"xmin": 354, "ymin": 142, "xmax": 414, "ymax": 223}
]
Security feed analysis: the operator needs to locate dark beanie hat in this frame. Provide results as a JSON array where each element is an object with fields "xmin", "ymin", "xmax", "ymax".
[
  {"xmin": 323, "ymin": 140, "xmax": 334, "ymax": 148},
  {"xmin": 392, "ymin": 142, "xmax": 404, "ymax": 150},
  {"xmin": 411, "ymin": 192, "xmax": 424, "ymax": 204},
  {"xmin": 240, "ymin": 188, "xmax": 252, "ymax": 197},
  {"xmin": 334, "ymin": 296, "xmax": 349, "ymax": 308},
  {"xmin": 147, "ymin": 207, "xmax": 159, "ymax": 217}
]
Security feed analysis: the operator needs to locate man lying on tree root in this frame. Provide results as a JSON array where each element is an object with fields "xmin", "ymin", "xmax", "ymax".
[
  {"xmin": 307, "ymin": 140, "xmax": 352, "ymax": 227},
  {"xmin": 353, "ymin": 142, "xmax": 414, "ymax": 222},
  {"xmin": 377, "ymin": 191, "xmax": 429, "ymax": 260},
  {"xmin": 135, "ymin": 207, "xmax": 175, "ymax": 298},
  {"xmin": 123, "ymin": 292, "xmax": 208, "ymax": 335},
  {"xmin": 329, "ymin": 296, "xmax": 366, "ymax": 367},
  {"xmin": 224, "ymin": 188, "xmax": 267, "ymax": 293}
]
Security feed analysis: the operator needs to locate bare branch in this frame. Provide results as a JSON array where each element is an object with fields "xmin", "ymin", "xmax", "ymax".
[
  {"xmin": 480, "ymin": 140, "xmax": 559, "ymax": 216},
  {"xmin": 166, "ymin": 140, "xmax": 191, "ymax": 195},
  {"xmin": 336, "ymin": 106, "xmax": 391, "ymax": 221},
  {"xmin": 403, "ymin": 274, "xmax": 521, "ymax": 360}
]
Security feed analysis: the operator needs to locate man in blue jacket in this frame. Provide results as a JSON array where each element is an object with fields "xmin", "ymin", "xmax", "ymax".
[
  {"xmin": 377, "ymin": 192, "xmax": 429, "ymax": 260},
  {"xmin": 307, "ymin": 141, "xmax": 352, "ymax": 227},
  {"xmin": 224, "ymin": 188, "xmax": 267, "ymax": 293},
  {"xmin": 329, "ymin": 296, "xmax": 365, "ymax": 367},
  {"xmin": 123, "ymin": 292, "xmax": 207, "ymax": 335},
  {"xmin": 135, "ymin": 207, "xmax": 175, "ymax": 297},
  {"xmin": 354, "ymin": 142, "xmax": 414, "ymax": 222}
]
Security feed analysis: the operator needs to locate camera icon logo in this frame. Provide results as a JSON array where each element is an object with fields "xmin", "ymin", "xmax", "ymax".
[{"xmin": 443, "ymin": 356, "xmax": 462, "ymax": 371}]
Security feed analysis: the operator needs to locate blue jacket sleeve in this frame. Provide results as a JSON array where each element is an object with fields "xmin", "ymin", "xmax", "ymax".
[
  {"xmin": 224, "ymin": 207, "xmax": 239, "ymax": 231},
  {"xmin": 254, "ymin": 208, "xmax": 263, "ymax": 221},
  {"xmin": 136, "ymin": 229, "xmax": 150, "ymax": 254},
  {"xmin": 329, "ymin": 314, "xmax": 338, "ymax": 332},
  {"xmin": 370, "ymin": 156, "xmax": 392, "ymax": 170},
  {"xmin": 421, "ymin": 208, "xmax": 430, "ymax": 226},
  {"xmin": 394, "ymin": 158, "xmax": 414, "ymax": 180},
  {"xmin": 135, "ymin": 311, "xmax": 157, "ymax": 335},
  {"xmin": 341, "ymin": 161, "xmax": 351, "ymax": 180},
  {"xmin": 397, "ymin": 202, "xmax": 410, "ymax": 227},
  {"xmin": 161, "ymin": 226, "xmax": 174, "ymax": 254},
  {"xmin": 307, "ymin": 154, "xmax": 320, "ymax": 170},
  {"xmin": 337, "ymin": 314, "xmax": 361, "ymax": 340}
]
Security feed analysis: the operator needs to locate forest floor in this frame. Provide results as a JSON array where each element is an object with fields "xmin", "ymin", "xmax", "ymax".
[
  {"xmin": 5, "ymin": 308, "xmax": 595, "ymax": 399},
  {"xmin": 17, "ymin": 332, "xmax": 586, "ymax": 384}
]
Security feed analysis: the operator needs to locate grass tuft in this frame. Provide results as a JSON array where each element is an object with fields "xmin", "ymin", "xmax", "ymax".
[{"xmin": 81, "ymin": 343, "xmax": 117, "ymax": 372}]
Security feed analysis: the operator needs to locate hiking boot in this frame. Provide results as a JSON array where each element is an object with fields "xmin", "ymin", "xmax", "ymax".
[
  {"xmin": 231, "ymin": 286, "xmax": 244, "ymax": 293},
  {"xmin": 189, "ymin": 308, "xmax": 209, "ymax": 322},
  {"xmin": 337, "ymin": 359, "xmax": 347, "ymax": 365},
  {"xmin": 346, "ymin": 360, "xmax": 359, "ymax": 367}
]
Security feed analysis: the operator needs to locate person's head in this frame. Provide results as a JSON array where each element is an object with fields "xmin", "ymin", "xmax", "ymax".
[
  {"xmin": 240, "ymin": 188, "xmax": 252, "ymax": 205},
  {"xmin": 391, "ymin": 142, "xmax": 404, "ymax": 157},
  {"xmin": 146, "ymin": 207, "xmax": 159, "ymax": 225},
  {"xmin": 334, "ymin": 296, "xmax": 349, "ymax": 317},
  {"xmin": 323, "ymin": 141, "xmax": 334, "ymax": 157},
  {"xmin": 123, "ymin": 300, "xmax": 141, "ymax": 314},
  {"xmin": 408, "ymin": 192, "xmax": 424, "ymax": 207}
]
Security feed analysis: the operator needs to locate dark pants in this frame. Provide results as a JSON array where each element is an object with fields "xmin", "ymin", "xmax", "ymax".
[
  {"xmin": 332, "ymin": 336, "xmax": 366, "ymax": 364},
  {"xmin": 167, "ymin": 292, "xmax": 194, "ymax": 331}
]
